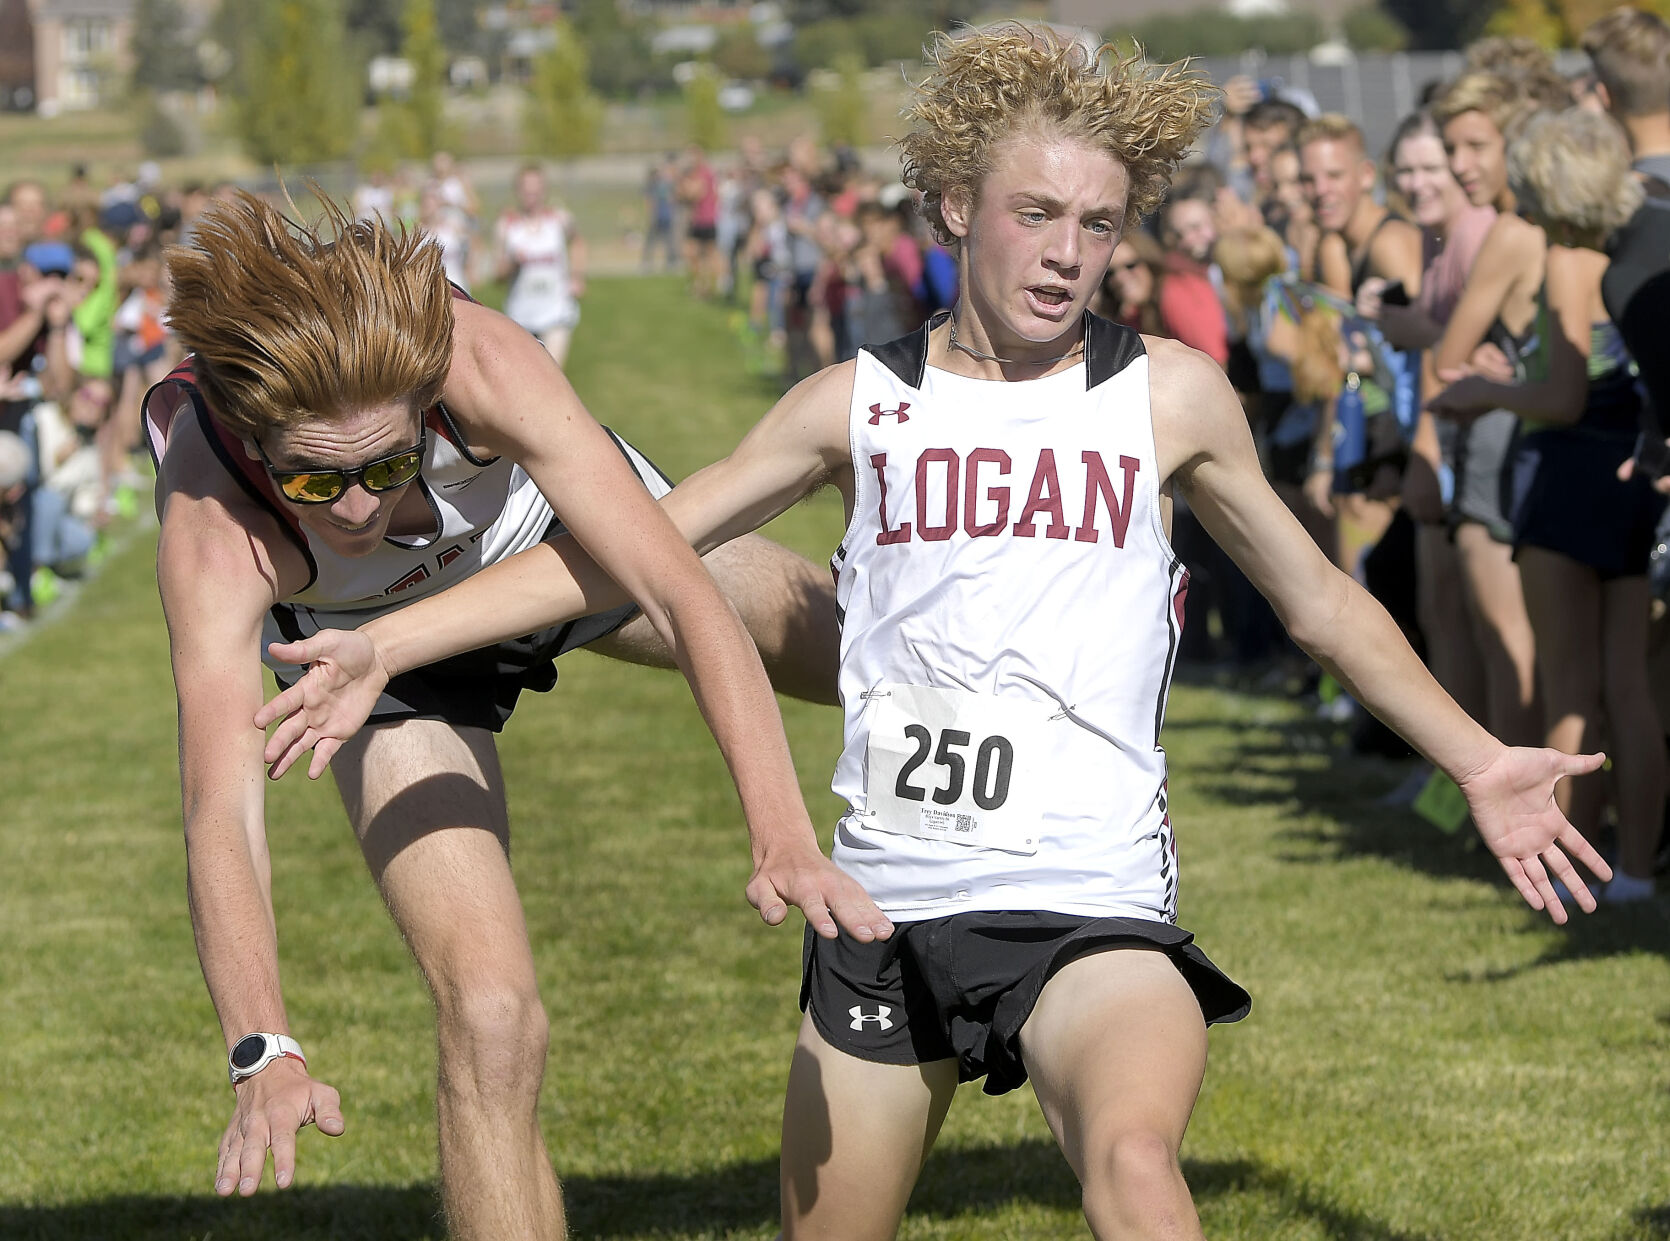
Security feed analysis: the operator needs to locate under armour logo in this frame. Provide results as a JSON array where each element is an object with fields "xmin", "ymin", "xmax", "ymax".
[
  {"xmin": 868, "ymin": 402, "xmax": 911, "ymax": 425},
  {"xmin": 849, "ymin": 1004, "xmax": 895, "ymax": 1031}
]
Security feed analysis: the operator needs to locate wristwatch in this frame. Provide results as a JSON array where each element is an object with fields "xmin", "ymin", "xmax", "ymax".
[{"xmin": 227, "ymin": 1032, "xmax": 307, "ymax": 1086}]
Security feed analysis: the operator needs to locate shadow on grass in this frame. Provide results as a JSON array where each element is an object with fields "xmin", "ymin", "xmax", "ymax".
[
  {"xmin": 1172, "ymin": 703, "xmax": 1670, "ymax": 969},
  {"xmin": 0, "ymin": 1144, "xmax": 1433, "ymax": 1240},
  {"xmin": 1629, "ymin": 1203, "xmax": 1670, "ymax": 1239}
]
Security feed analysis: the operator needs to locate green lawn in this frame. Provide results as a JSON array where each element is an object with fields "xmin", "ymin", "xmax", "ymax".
[{"xmin": 2, "ymin": 277, "xmax": 1669, "ymax": 1239}]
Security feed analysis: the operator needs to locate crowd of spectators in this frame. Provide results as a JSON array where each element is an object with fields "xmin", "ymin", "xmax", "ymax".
[{"xmin": 0, "ymin": 164, "xmax": 219, "ymax": 627}]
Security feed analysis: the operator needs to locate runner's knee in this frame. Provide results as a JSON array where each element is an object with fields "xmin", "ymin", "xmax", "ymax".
[{"xmin": 434, "ymin": 980, "xmax": 550, "ymax": 1096}]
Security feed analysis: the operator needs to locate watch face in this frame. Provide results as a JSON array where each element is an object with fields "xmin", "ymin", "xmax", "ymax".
[{"xmin": 231, "ymin": 1034, "xmax": 269, "ymax": 1070}]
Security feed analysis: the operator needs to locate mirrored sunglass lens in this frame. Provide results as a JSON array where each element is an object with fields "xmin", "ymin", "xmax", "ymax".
[
  {"xmin": 363, "ymin": 452, "xmax": 423, "ymax": 491},
  {"xmin": 285, "ymin": 472, "xmax": 346, "ymax": 502}
]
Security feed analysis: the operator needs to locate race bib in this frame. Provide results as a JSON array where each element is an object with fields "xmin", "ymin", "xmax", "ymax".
[{"xmin": 860, "ymin": 682, "xmax": 1056, "ymax": 855}]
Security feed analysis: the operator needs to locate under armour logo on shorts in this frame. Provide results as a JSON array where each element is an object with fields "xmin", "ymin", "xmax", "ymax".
[
  {"xmin": 868, "ymin": 402, "xmax": 911, "ymax": 425},
  {"xmin": 849, "ymin": 1004, "xmax": 895, "ymax": 1031}
]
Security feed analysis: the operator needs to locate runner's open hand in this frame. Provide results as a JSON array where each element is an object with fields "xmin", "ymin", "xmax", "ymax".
[
  {"xmin": 255, "ymin": 629, "xmax": 391, "ymax": 779},
  {"xmin": 1457, "ymin": 745, "xmax": 1612, "ymax": 923},
  {"xmin": 216, "ymin": 1057, "xmax": 343, "ymax": 1197},
  {"xmin": 747, "ymin": 843, "xmax": 894, "ymax": 943}
]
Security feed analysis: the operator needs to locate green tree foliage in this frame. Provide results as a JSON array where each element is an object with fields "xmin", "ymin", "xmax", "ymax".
[
  {"xmin": 1483, "ymin": 0, "xmax": 1563, "ymax": 47},
  {"xmin": 397, "ymin": 0, "xmax": 447, "ymax": 156},
  {"xmin": 229, "ymin": 0, "xmax": 360, "ymax": 166},
  {"xmin": 815, "ymin": 53, "xmax": 868, "ymax": 148},
  {"xmin": 713, "ymin": 25, "xmax": 772, "ymax": 82},
  {"xmin": 683, "ymin": 64, "xmax": 726, "ymax": 151},
  {"xmin": 1124, "ymin": 9, "xmax": 1324, "ymax": 62},
  {"xmin": 137, "ymin": 89, "xmax": 189, "ymax": 156},
  {"xmin": 572, "ymin": 0, "xmax": 663, "ymax": 97},
  {"xmin": 1342, "ymin": 3, "xmax": 1410, "ymax": 50},
  {"xmin": 524, "ymin": 22, "xmax": 602, "ymax": 158},
  {"xmin": 795, "ymin": 11, "xmax": 932, "ymax": 71},
  {"xmin": 131, "ymin": 0, "xmax": 203, "ymax": 92}
]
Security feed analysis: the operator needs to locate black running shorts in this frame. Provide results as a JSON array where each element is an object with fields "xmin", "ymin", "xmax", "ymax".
[{"xmin": 800, "ymin": 910, "xmax": 1251, "ymax": 1096}]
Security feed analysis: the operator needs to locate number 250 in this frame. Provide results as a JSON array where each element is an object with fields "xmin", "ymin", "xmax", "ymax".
[{"xmin": 895, "ymin": 726, "xmax": 1014, "ymax": 810}]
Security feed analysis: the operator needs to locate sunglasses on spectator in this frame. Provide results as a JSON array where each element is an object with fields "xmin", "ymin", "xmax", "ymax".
[{"xmin": 254, "ymin": 427, "xmax": 426, "ymax": 504}]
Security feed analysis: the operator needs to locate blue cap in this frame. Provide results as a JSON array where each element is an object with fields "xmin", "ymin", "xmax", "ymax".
[{"xmin": 22, "ymin": 241, "xmax": 74, "ymax": 276}]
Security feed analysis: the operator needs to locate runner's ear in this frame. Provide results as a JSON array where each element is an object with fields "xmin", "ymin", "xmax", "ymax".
[{"xmin": 942, "ymin": 186, "xmax": 974, "ymax": 240}]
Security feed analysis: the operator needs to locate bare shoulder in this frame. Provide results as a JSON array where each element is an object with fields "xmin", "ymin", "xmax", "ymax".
[
  {"xmin": 747, "ymin": 358, "xmax": 857, "ymax": 469},
  {"xmin": 442, "ymin": 296, "xmax": 579, "ymax": 442},
  {"xmin": 155, "ymin": 414, "xmax": 300, "ymax": 611},
  {"xmin": 1483, "ymin": 212, "xmax": 1544, "ymax": 259},
  {"xmin": 1142, "ymin": 336, "xmax": 1244, "ymax": 479}
]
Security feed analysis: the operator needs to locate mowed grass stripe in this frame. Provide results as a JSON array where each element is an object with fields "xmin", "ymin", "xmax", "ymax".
[{"xmin": 1, "ymin": 276, "xmax": 1667, "ymax": 1239}]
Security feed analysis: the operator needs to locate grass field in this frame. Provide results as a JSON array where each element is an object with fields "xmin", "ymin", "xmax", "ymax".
[{"xmin": 3, "ymin": 277, "xmax": 1670, "ymax": 1240}]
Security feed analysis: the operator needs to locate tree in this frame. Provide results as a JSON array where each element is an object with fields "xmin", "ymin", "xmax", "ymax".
[
  {"xmin": 132, "ymin": 0, "xmax": 202, "ymax": 93},
  {"xmin": 396, "ymin": 0, "xmax": 447, "ymax": 157},
  {"xmin": 524, "ymin": 22, "xmax": 601, "ymax": 158},
  {"xmin": 229, "ymin": 0, "xmax": 360, "ymax": 167},
  {"xmin": 714, "ymin": 25, "xmax": 771, "ymax": 82},
  {"xmin": 571, "ymin": 0, "xmax": 661, "ymax": 98},
  {"xmin": 816, "ymin": 53, "xmax": 868, "ymax": 148},
  {"xmin": 682, "ymin": 63, "xmax": 726, "ymax": 152},
  {"xmin": 1483, "ymin": 0, "xmax": 1563, "ymax": 47},
  {"xmin": 1342, "ymin": 3, "xmax": 1410, "ymax": 51}
]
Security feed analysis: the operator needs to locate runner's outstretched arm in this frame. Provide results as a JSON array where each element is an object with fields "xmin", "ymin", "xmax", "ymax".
[{"xmin": 1152, "ymin": 337, "xmax": 1611, "ymax": 923}]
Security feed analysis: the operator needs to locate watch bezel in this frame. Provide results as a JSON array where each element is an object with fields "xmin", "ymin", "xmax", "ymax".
[{"xmin": 230, "ymin": 1032, "xmax": 271, "ymax": 1071}]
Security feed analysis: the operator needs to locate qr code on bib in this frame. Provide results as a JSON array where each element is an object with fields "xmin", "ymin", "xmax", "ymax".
[{"xmin": 921, "ymin": 809, "xmax": 979, "ymax": 835}]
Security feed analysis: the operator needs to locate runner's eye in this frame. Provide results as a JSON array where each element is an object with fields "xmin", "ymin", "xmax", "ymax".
[
  {"xmin": 362, "ymin": 450, "xmax": 424, "ymax": 491},
  {"xmin": 280, "ymin": 472, "xmax": 348, "ymax": 503}
]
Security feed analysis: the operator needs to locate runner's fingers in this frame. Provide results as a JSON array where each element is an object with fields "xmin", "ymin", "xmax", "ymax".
[
  {"xmin": 745, "ymin": 875, "xmax": 789, "ymax": 926},
  {"xmin": 1522, "ymin": 854, "xmax": 1569, "ymax": 926},
  {"xmin": 1545, "ymin": 844, "xmax": 1597, "ymax": 915},
  {"xmin": 236, "ymin": 1117, "xmax": 270, "ymax": 1195},
  {"xmin": 215, "ymin": 1131, "xmax": 240, "ymax": 1196},
  {"xmin": 793, "ymin": 887, "xmax": 838, "ymax": 939},
  {"xmin": 254, "ymin": 681, "xmax": 307, "ymax": 730},
  {"xmin": 1499, "ymin": 857, "xmax": 1544, "ymax": 913},
  {"xmin": 312, "ymin": 1084, "xmax": 345, "ymax": 1136},
  {"xmin": 307, "ymin": 737, "xmax": 343, "ymax": 782},
  {"xmin": 1560, "ymin": 824, "xmax": 1613, "ymax": 883},
  {"xmin": 262, "ymin": 712, "xmax": 310, "ymax": 765},
  {"xmin": 269, "ymin": 1124, "xmax": 297, "ymax": 1190}
]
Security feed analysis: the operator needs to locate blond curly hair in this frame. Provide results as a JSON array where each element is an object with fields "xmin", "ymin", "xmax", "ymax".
[
  {"xmin": 899, "ymin": 23, "xmax": 1218, "ymax": 245},
  {"xmin": 166, "ymin": 190, "xmax": 454, "ymax": 440},
  {"xmin": 1509, "ymin": 107, "xmax": 1643, "ymax": 246}
]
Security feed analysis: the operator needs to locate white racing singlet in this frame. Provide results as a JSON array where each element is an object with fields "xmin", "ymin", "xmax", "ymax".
[
  {"xmin": 499, "ymin": 209, "xmax": 578, "ymax": 335},
  {"xmin": 142, "ymin": 360, "xmax": 667, "ymax": 673},
  {"xmin": 830, "ymin": 313, "xmax": 1189, "ymax": 923}
]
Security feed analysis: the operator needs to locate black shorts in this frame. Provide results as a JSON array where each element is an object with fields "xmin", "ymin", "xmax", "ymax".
[
  {"xmin": 688, "ymin": 223, "xmax": 718, "ymax": 244},
  {"xmin": 1511, "ymin": 427, "xmax": 1668, "ymax": 579},
  {"xmin": 800, "ymin": 910, "xmax": 1250, "ymax": 1096}
]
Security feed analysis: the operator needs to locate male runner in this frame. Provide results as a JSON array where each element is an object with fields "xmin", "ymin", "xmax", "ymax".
[
  {"xmin": 149, "ymin": 191, "xmax": 889, "ymax": 1240},
  {"xmin": 257, "ymin": 28, "xmax": 1612, "ymax": 1238}
]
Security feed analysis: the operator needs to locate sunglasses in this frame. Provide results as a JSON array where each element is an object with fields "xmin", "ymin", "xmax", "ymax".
[{"xmin": 254, "ymin": 427, "xmax": 427, "ymax": 504}]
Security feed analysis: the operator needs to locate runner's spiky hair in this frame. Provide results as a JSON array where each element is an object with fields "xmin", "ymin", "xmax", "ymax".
[
  {"xmin": 900, "ymin": 23, "xmax": 1218, "ymax": 244},
  {"xmin": 166, "ymin": 188, "xmax": 453, "ymax": 439}
]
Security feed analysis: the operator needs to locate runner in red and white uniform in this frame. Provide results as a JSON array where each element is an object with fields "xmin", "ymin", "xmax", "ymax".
[
  {"xmin": 150, "ymin": 191, "xmax": 887, "ymax": 1239},
  {"xmin": 495, "ymin": 163, "xmax": 584, "ymax": 366},
  {"xmin": 256, "ymin": 27, "xmax": 1613, "ymax": 1239}
]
